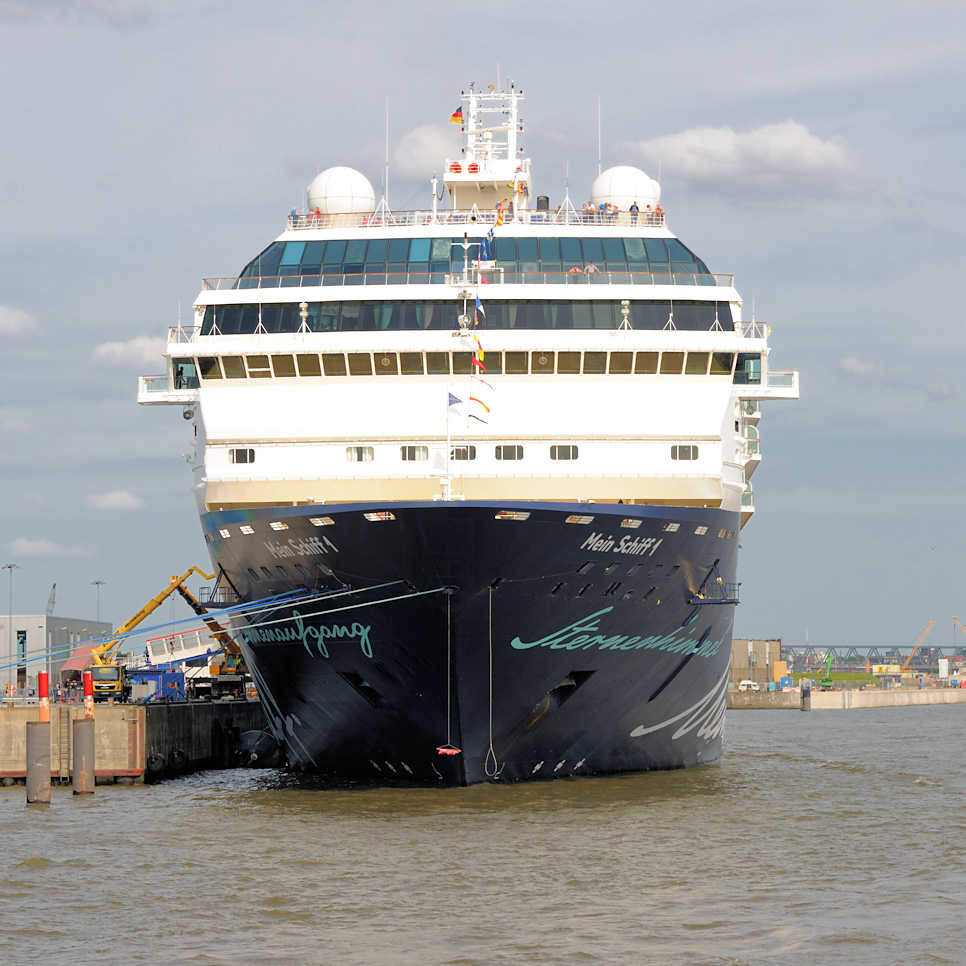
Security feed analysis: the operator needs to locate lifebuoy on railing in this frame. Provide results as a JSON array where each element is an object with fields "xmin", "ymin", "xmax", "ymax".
[
  {"xmin": 468, "ymin": 162, "xmax": 479, "ymax": 174},
  {"xmin": 449, "ymin": 162, "xmax": 462, "ymax": 173}
]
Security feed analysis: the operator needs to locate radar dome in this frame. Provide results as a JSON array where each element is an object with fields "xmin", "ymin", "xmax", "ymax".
[
  {"xmin": 306, "ymin": 166, "xmax": 375, "ymax": 215},
  {"xmin": 590, "ymin": 165, "xmax": 660, "ymax": 212}
]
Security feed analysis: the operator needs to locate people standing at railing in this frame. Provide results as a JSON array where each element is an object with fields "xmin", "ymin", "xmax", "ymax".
[
  {"xmin": 567, "ymin": 264, "xmax": 583, "ymax": 274},
  {"xmin": 630, "ymin": 201, "xmax": 640, "ymax": 225},
  {"xmin": 584, "ymin": 261, "xmax": 600, "ymax": 274}
]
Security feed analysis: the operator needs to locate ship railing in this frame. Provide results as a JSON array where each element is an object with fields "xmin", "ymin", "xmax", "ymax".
[
  {"xmin": 168, "ymin": 323, "xmax": 202, "ymax": 343},
  {"xmin": 202, "ymin": 270, "xmax": 735, "ymax": 290},
  {"xmin": 285, "ymin": 209, "xmax": 667, "ymax": 230},
  {"xmin": 139, "ymin": 374, "xmax": 171, "ymax": 393},
  {"xmin": 741, "ymin": 488, "xmax": 755, "ymax": 508},
  {"xmin": 735, "ymin": 321, "xmax": 769, "ymax": 339}
]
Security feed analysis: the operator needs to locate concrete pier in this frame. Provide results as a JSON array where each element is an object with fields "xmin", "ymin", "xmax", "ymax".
[
  {"xmin": 729, "ymin": 687, "xmax": 966, "ymax": 711},
  {"xmin": 0, "ymin": 701, "xmax": 266, "ymax": 784}
]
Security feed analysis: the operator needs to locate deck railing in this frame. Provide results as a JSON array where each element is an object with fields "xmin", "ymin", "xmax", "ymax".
[{"xmin": 286, "ymin": 209, "xmax": 667, "ymax": 230}]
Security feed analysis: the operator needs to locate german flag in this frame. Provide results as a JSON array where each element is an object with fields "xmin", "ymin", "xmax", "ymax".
[{"xmin": 449, "ymin": 106, "xmax": 463, "ymax": 124}]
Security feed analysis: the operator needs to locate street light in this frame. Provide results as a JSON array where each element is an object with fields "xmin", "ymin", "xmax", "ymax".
[
  {"xmin": 91, "ymin": 579, "xmax": 105, "ymax": 622},
  {"xmin": 2, "ymin": 564, "xmax": 19, "ymax": 698}
]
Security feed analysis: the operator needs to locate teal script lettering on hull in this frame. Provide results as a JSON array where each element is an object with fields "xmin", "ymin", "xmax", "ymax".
[
  {"xmin": 509, "ymin": 606, "xmax": 726, "ymax": 658},
  {"xmin": 239, "ymin": 610, "xmax": 372, "ymax": 659}
]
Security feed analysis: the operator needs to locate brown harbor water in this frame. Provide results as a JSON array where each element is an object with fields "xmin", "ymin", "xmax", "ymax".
[{"xmin": 2, "ymin": 707, "xmax": 964, "ymax": 965}]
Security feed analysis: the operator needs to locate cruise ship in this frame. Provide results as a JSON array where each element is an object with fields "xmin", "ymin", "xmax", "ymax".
[{"xmin": 139, "ymin": 84, "xmax": 798, "ymax": 784}]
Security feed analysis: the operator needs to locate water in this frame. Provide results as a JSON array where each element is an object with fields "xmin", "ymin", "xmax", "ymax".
[{"xmin": 2, "ymin": 707, "xmax": 964, "ymax": 965}]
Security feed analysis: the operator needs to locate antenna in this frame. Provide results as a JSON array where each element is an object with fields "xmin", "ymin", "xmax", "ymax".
[
  {"xmin": 497, "ymin": 63, "xmax": 502, "ymax": 90},
  {"xmin": 597, "ymin": 96, "xmax": 602, "ymax": 176},
  {"xmin": 384, "ymin": 96, "xmax": 390, "ymax": 208}
]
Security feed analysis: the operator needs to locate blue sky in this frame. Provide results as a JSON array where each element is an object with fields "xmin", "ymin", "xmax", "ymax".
[{"xmin": 1, "ymin": 0, "xmax": 964, "ymax": 649}]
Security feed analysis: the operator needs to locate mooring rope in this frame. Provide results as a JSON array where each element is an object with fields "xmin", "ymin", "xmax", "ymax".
[{"xmin": 483, "ymin": 586, "xmax": 503, "ymax": 778}]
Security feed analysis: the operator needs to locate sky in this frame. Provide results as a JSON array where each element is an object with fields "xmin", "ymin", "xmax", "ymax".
[{"xmin": 1, "ymin": 0, "xmax": 964, "ymax": 650}]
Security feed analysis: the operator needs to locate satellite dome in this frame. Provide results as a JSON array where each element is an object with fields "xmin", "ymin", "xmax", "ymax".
[
  {"xmin": 306, "ymin": 166, "xmax": 375, "ymax": 215},
  {"xmin": 590, "ymin": 165, "xmax": 660, "ymax": 211}
]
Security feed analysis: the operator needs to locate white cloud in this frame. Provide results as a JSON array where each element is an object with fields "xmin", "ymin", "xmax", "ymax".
[
  {"xmin": 393, "ymin": 125, "xmax": 461, "ymax": 180},
  {"xmin": 0, "ymin": 408, "xmax": 30, "ymax": 433},
  {"xmin": 92, "ymin": 336, "xmax": 164, "ymax": 367},
  {"xmin": 8, "ymin": 537, "xmax": 91, "ymax": 558},
  {"xmin": 627, "ymin": 121, "xmax": 853, "ymax": 186},
  {"xmin": 0, "ymin": 305, "xmax": 38, "ymax": 336},
  {"xmin": 839, "ymin": 356, "xmax": 879, "ymax": 376},
  {"xmin": 86, "ymin": 489, "xmax": 144, "ymax": 510}
]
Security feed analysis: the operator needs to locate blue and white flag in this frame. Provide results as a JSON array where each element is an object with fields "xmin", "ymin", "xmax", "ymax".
[
  {"xmin": 448, "ymin": 392, "xmax": 462, "ymax": 408},
  {"xmin": 475, "ymin": 295, "xmax": 486, "ymax": 319}
]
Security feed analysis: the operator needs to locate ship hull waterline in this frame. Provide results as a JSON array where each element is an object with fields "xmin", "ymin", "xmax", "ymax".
[{"xmin": 201, "ymin": 500, "xmax": 739, "ymax": 786}]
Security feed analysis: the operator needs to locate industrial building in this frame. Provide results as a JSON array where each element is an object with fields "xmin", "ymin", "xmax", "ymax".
[
  {"xmin": 730, "ymin": 637, "xmax": 787, "ymax": 687},
  {"xmin": 0, "ymin": 615, "xmax": 113, "ymax": 695}
]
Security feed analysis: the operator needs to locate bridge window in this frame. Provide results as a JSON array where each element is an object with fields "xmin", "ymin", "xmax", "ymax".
[
  {"xmin": 426, "ymin": 352, "xmax": 450, "ymax": 374},
  {"xmin": 635, "ymin": 352, "xmax": 659, "ymax": 374},
  {"xmin": 197, "ymin": 357, "xmax": 222, "ymax": 380},
  {"xmin": 734, "ymin": 353, "xmax": 762, "ymax": 384},
  {"xmin": 322, "ymin": 353, "xmax": 347, "ymax": 376},
  {"xmin": 685, "ymin": 352, "xmax": 709, "ymax": 375},
  {"xmin": 710, "ymin": 352, "xmax": 734, "ymax": 376},
  {"xmin": 609, "ymin": 352, "xmax": 633, "ymax": 374},
  {"xmin": 346, "ymin": 446, "xmax": 374, "ymax": 462},
  {"xmin": 271, "ymin": 354, "xmax": 296, "ymax": 377},
  {"xmin": 222, "ymin": 357, "xmax": 245, "ymax": 379},
  {"xmin": 296, "ymin": 354, "xmax": 322, "ymax": 376},
  {"xmin": 660, "ymin": 352, "xmax": 685, "ymax": 375},
  {"xmin": 531, "ymin": 351, "xmax": 554, "ymax": 373},
  {"xmin": 400, "ymin": 352, "xmax": 424, "ymax": 375},
  {"xmin": 348, "ymin": 353, "xmax": 373, "ymax": 376},
  {"xmin": 246, "ymin": 355, "xmax": 271, "ymax": 378}
]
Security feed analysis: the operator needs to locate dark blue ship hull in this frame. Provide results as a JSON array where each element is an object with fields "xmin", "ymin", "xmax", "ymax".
[{"xmin": 201, "ymin": 500, "xmax": 739, "ymax": 786}]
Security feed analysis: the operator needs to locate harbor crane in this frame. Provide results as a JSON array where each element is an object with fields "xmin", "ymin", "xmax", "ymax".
[{"xmin": 899, "ymin": 621, "xmax": 935, "ymax": 673}]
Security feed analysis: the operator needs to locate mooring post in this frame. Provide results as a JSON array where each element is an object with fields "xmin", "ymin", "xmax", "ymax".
[
  {"xmin": 26, "ymin": 721, "xmax": 51, "ymax": 805},
  {"xmin": 72, "ymin": 672, "xmax": 95, "ymax": 795}
]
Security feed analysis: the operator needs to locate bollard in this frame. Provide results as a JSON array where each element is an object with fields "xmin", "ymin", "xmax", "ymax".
[
  {"xmin": 26, "ymin": 721, "xmax": 52, "ymax": 805},
  {"xmin": 72, "ymin": 718, "xmax": 95, "ymax": 795},
  {"xmin": 38, "ymin": 672, "xmax": 50, "ymax": 723},
  {"xmin": 83, "ymin": 670, "xmax": 94, "ymax": 720}
]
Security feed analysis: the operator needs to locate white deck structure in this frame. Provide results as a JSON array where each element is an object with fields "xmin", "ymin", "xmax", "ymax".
[{"xmin": 139, "ymin": 85, "xmax": 798, "ymax": 527}]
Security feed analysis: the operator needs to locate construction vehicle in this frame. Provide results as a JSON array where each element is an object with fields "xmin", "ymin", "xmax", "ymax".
[
  {"xmin": 819, "ymin": 654, "xmax": 834, "ymax": 690},
  {"xmin": 88, "ymin": 566, "xmax": 222, "ymax": 702},
  {"xmin": 899, "ymin": 621, "xmax": 935, "ymax": 673}
]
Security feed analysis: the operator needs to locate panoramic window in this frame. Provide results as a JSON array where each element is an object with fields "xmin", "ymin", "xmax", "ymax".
[{"xmin": 201, "ymin": 299, "xmax": 734, "ymax": 335}]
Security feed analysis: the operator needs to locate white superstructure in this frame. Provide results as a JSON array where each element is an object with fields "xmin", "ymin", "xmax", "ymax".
[{"xmin": 139, "ymin": 85, "xmax": 798, "ymax": 526}]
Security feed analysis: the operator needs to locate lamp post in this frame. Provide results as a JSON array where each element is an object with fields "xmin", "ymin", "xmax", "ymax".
[
  {"xmin": 91, "ymin": 580, "xmax": 105, "ymax": 622},
  {"xmin": 3, "ymin": 564, "xmax": 19, "ymax": 697}
]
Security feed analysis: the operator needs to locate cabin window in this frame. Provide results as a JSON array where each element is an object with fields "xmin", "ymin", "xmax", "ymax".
[
  {"xmin": 346, "ymin": 446, "xmax": 374, "ymax": 462},
  {"xmin": 451, "ymin": 445, "xmax": 477, "ymax": 461},
  {"xmin": 400, "ymin": 446, "xmax": 429, "ymax": 461},
  {"xmin": 495, "ymin": 445, "xmax": 524, "ymax": 461},
  {"xmin": 550, "ymin": 445, "xmax": 578, "ymax": 461},
  {"xmin": 670, "ymin": 445, "xmax": 699, "ymax": 461},
  {"xmin": 230, "ymin": 448, "xmax": 255, "ymax": 464}
]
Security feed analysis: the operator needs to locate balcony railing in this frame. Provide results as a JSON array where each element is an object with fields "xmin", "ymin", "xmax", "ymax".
[
  {"xmin": 201, "ymin": 270, "xmax": 735, "ymax": 291},
  {"xmin": 741, "ymin": 489, "xmax": 755, "ymax": 508},
  {"xmin": 767, "ymin": 371, "xmax": 796, "ymax": 387},
  {"xmin": 734, "ymin": 321, "xmax": 768, "ymax": 339},
  {"xmin": 286, "ymin": 209, "xmax": 667, "ymax": 230}
]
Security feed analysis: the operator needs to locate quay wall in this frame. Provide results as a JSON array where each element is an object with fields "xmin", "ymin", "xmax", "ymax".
[
  {"xmin": 0, "ymin": 700, "xmax": 265, "ymax": 783},
  {"xmin": 729, "ymin": 688, "xmax": 966, "ymax": 711},
  {"xmin": 809, "ymin": 688, "xmax": 966, "ymax": 710}
]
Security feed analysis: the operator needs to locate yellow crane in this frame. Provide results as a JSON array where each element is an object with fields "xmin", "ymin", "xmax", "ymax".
[
  {"xmin": 899, "ymin": 621, "xmax": 935, "ymax": 674},
  {"xmin": 88, "ymin": 566, "xmax": 220, "ymax": 701}
]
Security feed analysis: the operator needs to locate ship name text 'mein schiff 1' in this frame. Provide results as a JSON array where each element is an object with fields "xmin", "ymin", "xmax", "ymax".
[{"xmin": 138, "ymin": 83, "xmax": 798, "ymax": 785}]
